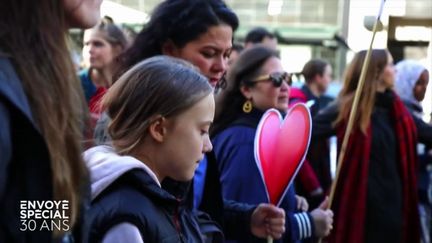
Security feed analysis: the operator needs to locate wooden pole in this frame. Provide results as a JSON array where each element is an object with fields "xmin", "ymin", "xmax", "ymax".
[
  {"xmin": 328, "ymin": 12, "xmax": 381, "ymax": 208},
  {"xmin": 318, "ymin": 1, "xmax": 386, "ymax": 242}
]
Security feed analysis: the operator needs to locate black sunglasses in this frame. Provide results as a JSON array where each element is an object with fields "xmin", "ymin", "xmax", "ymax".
[{"xmin": 250, "ymin": 72, "xmax": 292, "ymax": 87}]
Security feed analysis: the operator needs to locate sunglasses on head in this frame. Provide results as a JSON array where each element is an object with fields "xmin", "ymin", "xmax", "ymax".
[{"xmin": 250, "ymin": 72, "xmax": 292, "ymax": 87}]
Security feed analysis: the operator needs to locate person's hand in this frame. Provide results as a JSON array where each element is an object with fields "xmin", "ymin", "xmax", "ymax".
[
  {"xmin": 250, "ymin": 203, "xmax": 286, "ymax": 239},
  {"xmin": 295, "ymin": 195, "xmax": 309, "ymax": 211},
  {"xmin": 310, "ymin": 197, "xmax": 333, "ymax": 237}
]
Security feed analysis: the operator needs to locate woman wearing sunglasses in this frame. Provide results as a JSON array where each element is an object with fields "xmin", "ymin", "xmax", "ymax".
[{"xmin": 203, "ymin": 45, "xmax": 333, "ymax": 242}]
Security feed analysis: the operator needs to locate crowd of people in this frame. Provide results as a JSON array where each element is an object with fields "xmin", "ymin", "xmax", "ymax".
[{"xmin": 1, "ymin": 0, "xmax": 431, "ymax": 243}]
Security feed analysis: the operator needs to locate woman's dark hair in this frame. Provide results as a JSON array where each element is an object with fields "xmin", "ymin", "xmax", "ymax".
[
  {"xmin": 103, "ymin": 56, "xmax": 212, "ymax": 154},
  {"xmin": 211, "ymin": 45, "xmax": 279, "ymax": 135},
  {"xmin": 301, "ymin": 59, "xmax": 330, "ymax": 83},
  {"xmin": 245, "ymin": 27, "xmax": 275, "ymax": 44},
  {"xmin": 232, "ymin": 42, "xmax": 244, "ymax": 53},
  {"xmin": 116, "ymin": 0, "xmax": 239, "ymax": 78}
]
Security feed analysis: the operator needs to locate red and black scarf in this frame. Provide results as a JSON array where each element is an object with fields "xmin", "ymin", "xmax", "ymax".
[{"xmin": 328, "ymin": 93, "xmax": 420, "ymax": 243}]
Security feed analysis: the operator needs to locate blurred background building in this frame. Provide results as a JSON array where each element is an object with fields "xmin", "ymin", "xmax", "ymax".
[{"xmin": 71, "ymin": 0, "xmax": 431, "ymax": 116}]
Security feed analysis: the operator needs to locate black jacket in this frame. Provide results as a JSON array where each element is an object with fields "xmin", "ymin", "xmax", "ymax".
[
  {"xmin": 0, "ymin": 57, "xmax": 88, "ymax": 243},
  {"xmin": 0, "ymin": 57, "xmax": 54, "ymax": 242},
  {"xmin": 94, "ymin": 113, "xmax": 256, "ymax": 241},
  {"xmin": 85, "ymin": 169, "xmax": 221, "ymax": 243}
]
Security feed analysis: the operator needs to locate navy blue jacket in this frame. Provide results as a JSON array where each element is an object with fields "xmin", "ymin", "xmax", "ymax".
[
  {"xmin": 194, "ymin": 150, "xmax": 256, "ymax": 241},
  {"xmin": 402, "ymin": 100, "xmax": 432, "ymax": 205},
  {"xmin": 196, "ymin": 109, "xmax": 314, "ymax": 243}
]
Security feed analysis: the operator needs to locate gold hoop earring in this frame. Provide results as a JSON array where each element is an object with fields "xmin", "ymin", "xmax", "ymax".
[{"xmin": 242, "ymin": 100, "xmax": 253, "ymax": 113}]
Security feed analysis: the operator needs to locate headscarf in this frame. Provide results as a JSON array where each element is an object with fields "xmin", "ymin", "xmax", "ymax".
[{"xmin": 394, "ymin": 60, "xmax": 426, "ymax": 105}]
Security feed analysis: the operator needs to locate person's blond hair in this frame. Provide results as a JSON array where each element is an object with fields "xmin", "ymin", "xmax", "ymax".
[
  {"xmin": 102, "ymin": 56, "xmax": 212, "ymax": 154},
  {"xmin": 335, "ymin": 49, "xmax": 390, "ymax": 133}
]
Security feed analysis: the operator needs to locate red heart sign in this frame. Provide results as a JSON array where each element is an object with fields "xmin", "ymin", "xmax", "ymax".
[{"xmin": 254, "ymin": 104, "xmax": 312, "ymax": 206}]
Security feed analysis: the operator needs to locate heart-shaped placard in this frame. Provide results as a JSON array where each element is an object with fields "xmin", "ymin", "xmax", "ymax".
[{"xmin": 254, "ymin": 104, "xmax": 311, "ymax": 206}]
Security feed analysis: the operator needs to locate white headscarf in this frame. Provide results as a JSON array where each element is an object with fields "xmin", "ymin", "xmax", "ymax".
[{"xmin": 394, "ymin": 59, "xmax": 426, "ymax": 104}]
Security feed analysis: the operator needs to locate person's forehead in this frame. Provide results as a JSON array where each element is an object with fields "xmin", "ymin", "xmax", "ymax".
[{"xmin": 191, "ymin": 25, "xmax": 233, "ymax": 47}]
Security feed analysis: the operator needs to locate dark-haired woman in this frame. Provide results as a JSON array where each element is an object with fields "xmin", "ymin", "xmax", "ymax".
[{"xmin": 207, "ymin": 45, "xmax": 333, "ymax": 242}]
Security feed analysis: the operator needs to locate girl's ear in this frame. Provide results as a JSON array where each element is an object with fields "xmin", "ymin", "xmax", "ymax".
[
  {"xmin": 240, "ymin": 84, "xmax": 253, "ymax": 100},
  {"xmin": 161, "ymin": 40, "xmax": 179, "ymax": 57},
  {"xmin": 148, "ymin": 116, "xmax": 167, "ymax": 143}
]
